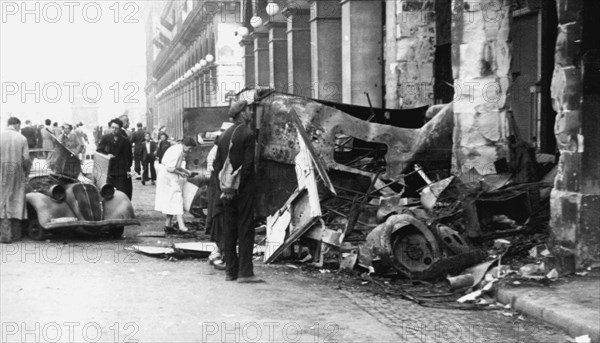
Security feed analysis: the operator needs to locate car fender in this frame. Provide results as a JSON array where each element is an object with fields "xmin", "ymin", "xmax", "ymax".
[
  {"xmin": 102, "ymin": 190, "xmax": 136, "ymax": 220},
  {"xmin": 26, "ymin": 192, "xmax": 77, "ymax": 228}
]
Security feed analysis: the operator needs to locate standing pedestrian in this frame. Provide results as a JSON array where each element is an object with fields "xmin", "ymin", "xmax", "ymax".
[
  {"xmin": 141, "ymin": 133, "xmax": 157, "ymax": 185},
  {"xmin": 214, "ymin": 100, "xmax": 262, "ymax": 283},
  {"xmin": 130, "ymin": 122, "xmax": 146, "ymax": 180},
  {"xmin": 61, "ymin": 123, "xmax": 84, "ymax": 156},
  {"xmin": 0, "ymin": 117, "xmax": 31, "ymax": 243},
  {"xmin": 155, "ymin": 132, "xmax": 171, "ymax": 164},
  {"xmin": 40, "ymin": 119, "xmax": 55, "ymax": 158},
  {"xmin": 155, "ymin": 137, "xmax": 196, "ymax": 233},
  {"xmin": 52, "ymin": 122, "xmax": 62, "ymax": 137},
  {"xmin": 75, "ymin": 122, "xmax": 89, "ymax": 160},
  {"xmin": 20, "ymin": 120, "xmax": 38, "ymax": 149},
  {"xmin": 96, "ymin": 118, "xmax": 133, "ymax": 199},
  {"xmin": 206, "ymin": 135, "xmax": 225, "ymax": 270},
  {"xmin": 118, "ymin": 114, "xmax": 131, "ymax": 139}
]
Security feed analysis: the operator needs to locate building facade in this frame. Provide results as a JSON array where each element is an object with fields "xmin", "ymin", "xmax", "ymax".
[{"xmin": 145, "ymin": 0, "xmax": 243, "ymax": 139}]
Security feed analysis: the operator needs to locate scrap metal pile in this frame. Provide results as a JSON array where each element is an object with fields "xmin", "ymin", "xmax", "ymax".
[{"xmin": 252, "ymin": 90, "xmax": 555, "ymax": 283}]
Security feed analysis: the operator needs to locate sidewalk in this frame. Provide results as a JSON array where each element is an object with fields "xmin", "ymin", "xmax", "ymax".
[{"xmin": 495, "ymin": 273, "xmax": 600, "ymax": 343}]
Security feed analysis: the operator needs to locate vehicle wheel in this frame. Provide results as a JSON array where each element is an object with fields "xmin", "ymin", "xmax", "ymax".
[
  {"xmin": 27, "ymin": 219, "xmax": 46, "ymax": 241},
  {"xmin": 108, "ymin": 226, "xmax": 124, "ymax": 238}
]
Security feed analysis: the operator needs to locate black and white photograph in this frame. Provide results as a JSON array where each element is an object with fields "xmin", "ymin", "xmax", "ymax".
[{"xmin": 1, "ymin": 0, "xmax": 599, "ymax": 342}]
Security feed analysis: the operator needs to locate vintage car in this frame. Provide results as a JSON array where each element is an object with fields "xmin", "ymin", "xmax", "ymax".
[{"xmin": 25, "ymin": 137, "xmax": 139, "ymax": 240}]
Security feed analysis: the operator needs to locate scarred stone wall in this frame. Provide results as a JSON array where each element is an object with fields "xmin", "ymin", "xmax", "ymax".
[
  {"xmin": 549, "ymin": 0, "xmax": 600, "ymax": 268},
  {"xmin": 450, "ymin": 0, "xmax": 512, "ymax": 176},
  {"xmin": 386, "ymin": 0, "xmax": 436, "ymax": 109}
]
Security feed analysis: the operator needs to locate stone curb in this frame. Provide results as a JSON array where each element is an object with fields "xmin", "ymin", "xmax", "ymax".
[{"xmin": 496, "ymin": 287, "xmax": 600, "ymax": 343}]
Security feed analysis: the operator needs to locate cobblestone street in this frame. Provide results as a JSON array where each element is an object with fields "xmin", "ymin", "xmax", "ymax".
[{"xmin": 1, "ymin": 181, "xmax": 570, "ymax": 343}]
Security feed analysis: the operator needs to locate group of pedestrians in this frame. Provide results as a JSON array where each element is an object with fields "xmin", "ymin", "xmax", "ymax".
[
  {"xmin": 19, "ymin": 119, "xmax": 89, "ymax": 159},
  {"xmin": 2, "ymin": 100, "xmax": 262, "ymax": 283}
]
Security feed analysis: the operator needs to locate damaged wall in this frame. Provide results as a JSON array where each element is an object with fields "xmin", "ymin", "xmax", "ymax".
[
  {"xmin": 386, "ymin": 0, "xmax": 436, "ymax": 109},
  {"xmin": 450, "ymin": 0, "xmax": 512, "ymax": 177},
  {"xmin": 549, "ymin": 0, "xmax": 600, "ymax": 268}
]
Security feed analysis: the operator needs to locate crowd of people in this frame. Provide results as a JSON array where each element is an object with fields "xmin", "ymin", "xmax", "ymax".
[
  {"xmin": 18, "ymin": 119, "xmax": 90, "ymax": 160},
  {"xmin": 1, "ymin": 99, "xmax": 262, "ymax": 283}
]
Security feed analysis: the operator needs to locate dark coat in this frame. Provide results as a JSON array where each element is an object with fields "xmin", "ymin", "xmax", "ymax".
[
  {"xmin": 96, "ymin": 133, "xmax": 133, "ymax": 176},
  {"xmin": 20, "ymin": 126, "xmax": 38, "ymax": 149},
  {"xmin": 156, "ymin": 140, "xmax": 171, "ymax": 163},
  {"xmin": 130, "ymin": 129, "xmax": 146, "ymax": 155},
  {"xmin": 140, "ymin": 140, "xmax": 157, "ymax": 161},
  {"xmin": 213, "ymin": 123, "xmax": 256, "ymax": 193}
]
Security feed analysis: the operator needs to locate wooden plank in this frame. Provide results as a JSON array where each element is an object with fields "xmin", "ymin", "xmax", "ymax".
[
  {"xmin": 264, "ymin": 209, "xmax": 292, "ymax": 262},
  {"xmin": 264, "ymin": 189, "xmax": 321, "ymax": 264}
]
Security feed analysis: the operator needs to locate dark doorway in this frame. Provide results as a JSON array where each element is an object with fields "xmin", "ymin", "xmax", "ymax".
[{"xmin": 510, "ymin": 0, "xmax": 557, "ymax": 154}]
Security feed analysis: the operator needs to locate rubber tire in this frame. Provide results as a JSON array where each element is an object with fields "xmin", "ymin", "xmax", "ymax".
[
  {"xmin": 27, "ymin": 219, "xmax": 46, "ymax": 241},
  {"xmin": 108, "ymin": 226, "xmax": 124, "ymax": 238}
]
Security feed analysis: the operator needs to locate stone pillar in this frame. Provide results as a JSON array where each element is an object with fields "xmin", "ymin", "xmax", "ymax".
[
  {"xmin": 252, "ymin": 30, "xmax": 270, "ymax": 87},
  {"xmin": 340, "ymin": 0, "xmax": 383, "ymax": 107},
  {"xmin": 208, "ymin": 66, "xmax": 219, "ymax": 106},
  {"xmin": 241, "ymin": 38, "xmax": 256, "ymax": 88},
  {"xmin": 310, "ymin": 0, "xmax": 342, "ymax": 101},
  {"xmin": 549, "ymin": 0, "xmax": 600, "ymax": 268},
  {"xmin": 267, "ymin": 20, "xmax": 288, "ymax": 91},
  {"xmin": 385, "ymin": 0, "xmax": 397, "ymax": 109},
  {"xmin": 284, "ymin": 5, "xmax": 311, "ymax": 96},
  {"xmin": 451, "ymin": 0, "xmax": 511, "ymax": 177},
  {"xmin": 202, "ymin": 71, "xmax": 211, "ymax": 106},
  {"xmin": 390, "ymin": 0, "xmax": 435, "ymax": 109}
]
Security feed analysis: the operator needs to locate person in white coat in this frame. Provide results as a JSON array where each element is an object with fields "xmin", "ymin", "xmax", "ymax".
[{"xmin": 154, "ymin": 137, "xmax": 197, "ymax": 232}]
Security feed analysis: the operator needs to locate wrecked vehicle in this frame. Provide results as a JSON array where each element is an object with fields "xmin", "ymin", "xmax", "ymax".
[
  {"xmin": 25, "ymin": 135, "xmax": 139, "ymax": 240},
  {"xmin": 247, "ymin": 89, "xmax": 554, "ymax": 281}
]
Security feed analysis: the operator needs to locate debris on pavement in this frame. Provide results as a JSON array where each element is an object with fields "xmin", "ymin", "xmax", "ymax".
[
  {"xmin": 130, "ymin": 242, "xmax": 216, "ymax": 259},
  {"xmin": 130, "ymin": 246, "xmax": 175, "ymax": 256},
  {"xmin": 567, "ymin": 335, "xmax": 592, "ymax": 343}
]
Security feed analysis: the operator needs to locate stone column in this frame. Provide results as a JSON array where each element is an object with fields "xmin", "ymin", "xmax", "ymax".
[
  {"xmin": 549, "ymin": 0, "xmax": 600, "ymax": 268},
  {"xmin": 390, "ymin": 0, "xmax": 435, "ymax": 109},
  {"xmin": 310, "ymin": 0, "xmax": 341, "ymax": 101},
  {"xmin": 202, "ymin": 71, "xmax": 211, "ymax": 106},
  {"xmin": 266, "ymin": 20, "xmax": 288, "ymax": 91},
  {"xmin": 241, "ymin": 38, "xmax": 256, "ymax": 88},
  {"xmin": 340, "ymin": 0, "xmax": 383, "ymax": 107},
  {"xmin": 451, "ymin": 0, "xmax": 511, "ymax": 177},
  {"xmin": 252, "ymin": 30, "xmax": 270, "ymax": 87},
  {"xmin": 284, "ymin": 5, "xmax": 311, "ymax": 96},
  {"xmin": 208, "ymin": 65, "xmax": 219, "ymax": 106}
]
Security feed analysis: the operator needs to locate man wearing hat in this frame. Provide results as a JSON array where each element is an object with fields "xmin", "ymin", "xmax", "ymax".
[
  {"xmin": 213, "ymin": 100, "xmax": 262, "ymax": 283},
  {"xmin": 96, "ymin": 118, "xmax": 134, "ymax": 199}
]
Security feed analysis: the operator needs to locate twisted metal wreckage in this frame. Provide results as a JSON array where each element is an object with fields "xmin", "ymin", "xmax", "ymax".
[{"xmin": 187, "ymin": 89, "xmax": 554, "ymax": 280}]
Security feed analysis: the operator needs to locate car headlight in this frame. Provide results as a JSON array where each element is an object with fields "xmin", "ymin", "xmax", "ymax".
[
  {"xmin": 45, "ymin": 185, "xmax": 66, "ymax": 202},
  {"xmin": 100, "ymin": 184, "xmax": 115, "ymax": 200}
]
